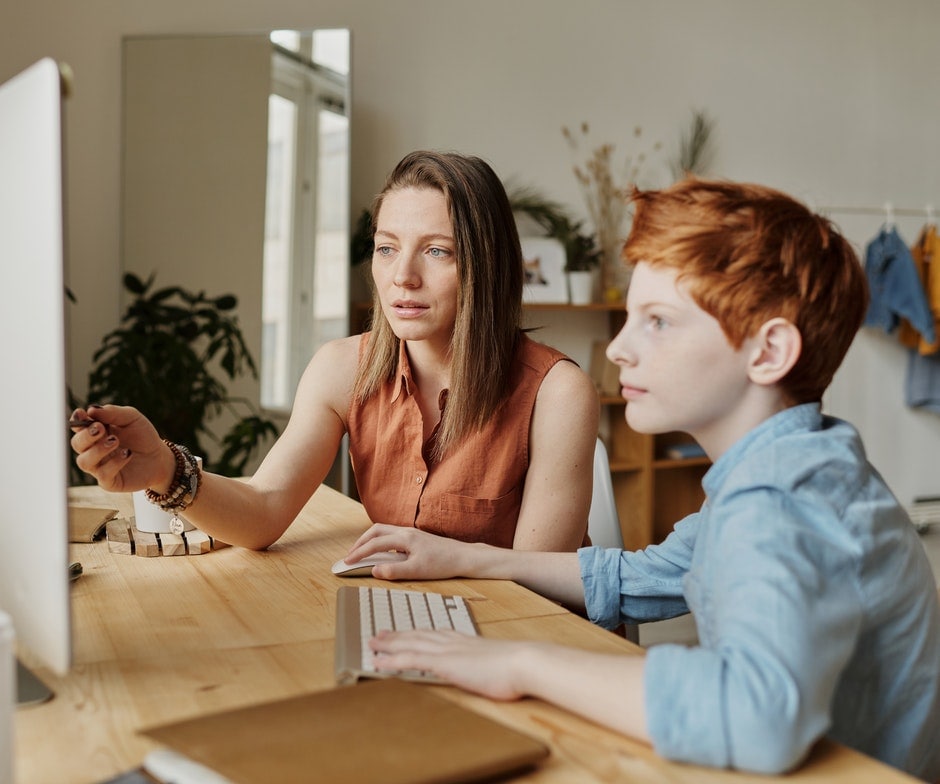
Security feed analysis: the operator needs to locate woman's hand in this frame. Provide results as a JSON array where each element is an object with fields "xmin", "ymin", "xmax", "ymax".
[
  {"xmin": 69, "ymin": 404, "xmax": 173, "ymax": 493},
  {"xmin": 344, "ymin": 524, "xmax": 481, "ymax": 581}
]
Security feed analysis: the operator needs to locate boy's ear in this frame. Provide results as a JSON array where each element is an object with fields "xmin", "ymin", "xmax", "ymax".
[{"xmin": 747, "ymin": 317, "xmax": 802, "ymax": 386}]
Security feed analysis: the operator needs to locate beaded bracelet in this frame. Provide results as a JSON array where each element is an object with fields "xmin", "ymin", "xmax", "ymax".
[{"xmin": 144, "ymin": 440, "xmax": 202, "ymax": 514}]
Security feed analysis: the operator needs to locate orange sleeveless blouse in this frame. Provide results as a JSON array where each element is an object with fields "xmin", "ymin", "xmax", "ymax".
[{"xmin": 347, "ymin": 333, "xmax": 572, "ymax": 547}]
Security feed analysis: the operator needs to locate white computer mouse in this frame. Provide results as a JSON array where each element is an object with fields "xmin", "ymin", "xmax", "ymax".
[{"xmin": 330, "ymin": 550, "xmax": 409, "ymax": 577}]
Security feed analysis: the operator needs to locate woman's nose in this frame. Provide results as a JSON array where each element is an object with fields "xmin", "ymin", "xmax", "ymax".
[{"xmin": 393, "ymin": 252, "xmax": 421, "ymax": 288}]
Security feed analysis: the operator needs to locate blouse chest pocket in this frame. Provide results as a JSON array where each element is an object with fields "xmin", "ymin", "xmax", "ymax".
[{"xmin": 423, "ymin": 487, "xmax": 523, "ymax": 547}]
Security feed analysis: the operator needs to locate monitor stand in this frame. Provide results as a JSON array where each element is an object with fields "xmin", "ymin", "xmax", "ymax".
[{"xmin": 16, "ymin": 659, "xmax": 53, "ymax": 706}]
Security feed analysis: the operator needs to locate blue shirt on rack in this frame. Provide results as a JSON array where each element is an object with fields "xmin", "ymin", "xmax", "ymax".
[
  {"xmin": 863, "ymin": 226, "xmax": 936, "ymax": 344},
  {"xmin": 579, "ymin": 403, "xmax": 940, "ymax": 780}
]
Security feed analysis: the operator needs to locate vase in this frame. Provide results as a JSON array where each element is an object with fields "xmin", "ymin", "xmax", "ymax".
[
  {"xmin": 567, "ymin": 270, "xmax": 594, "ymax": 305},
  {"xmin": 600, "ymin": 250, "xmax": 631, "ymax": 303}
]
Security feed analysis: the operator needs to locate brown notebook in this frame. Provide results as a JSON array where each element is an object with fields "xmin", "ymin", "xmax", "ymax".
[
  {"xmin": 140, "ymin": 678, "xmax": 549, "ymax": 784},
  {"xmin": 68, "ymin": 506, "xmax": 117, "ymax": 542}
]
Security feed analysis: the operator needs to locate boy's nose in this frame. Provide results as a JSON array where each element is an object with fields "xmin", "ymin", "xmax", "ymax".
[{"xmin": 606, "ymin": 322, "xmax": 636, "ymax": 366}]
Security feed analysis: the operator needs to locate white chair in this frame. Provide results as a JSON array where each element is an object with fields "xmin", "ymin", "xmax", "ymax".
[
  {"xmin": 587, "ymin": 438, "xmax": 639, "ymax": 644},
  {"xmin": 588, "ymin": 438, "xmax": 624, "ymax": 549}
]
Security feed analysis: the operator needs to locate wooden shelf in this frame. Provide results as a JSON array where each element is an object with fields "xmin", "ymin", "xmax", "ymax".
[
  {"xmin": 523, "ymin": 301, "xmax": 624, "ymax": 312},
  {"xmin": 608, "ymin": 460, "xmax": 644, "ymax": 473},
  {"xmin": 360, "ymin": 300, "xmax": 623, "ymax": 314},
  {"xmin": 653, "ymin": 457, "xmax": 711, "ymax": 470}
]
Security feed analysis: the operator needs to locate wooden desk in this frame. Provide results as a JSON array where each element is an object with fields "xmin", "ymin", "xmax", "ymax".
[{"xmin": 17, "ymin": 485, "xmax": 916, "ymax": 783}]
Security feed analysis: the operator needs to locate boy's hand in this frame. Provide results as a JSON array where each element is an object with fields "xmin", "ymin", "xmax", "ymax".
[{"xmin": 370, "ymin": 630, "xmax": 529, "ymax": 701}]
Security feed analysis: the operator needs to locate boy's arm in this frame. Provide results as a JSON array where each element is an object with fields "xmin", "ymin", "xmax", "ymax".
[
  {"xmin": 346, "ymin": 524, "xmax": 587, "ymax": 609},
  {"xmin": 371, "ymin": 631, "xmax": 651, "ymax": 743}
]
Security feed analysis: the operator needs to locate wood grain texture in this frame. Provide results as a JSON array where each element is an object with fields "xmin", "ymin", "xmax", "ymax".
[{"xmin": 15, "ymin": 485, "xmax": 917, "ymax": 784}]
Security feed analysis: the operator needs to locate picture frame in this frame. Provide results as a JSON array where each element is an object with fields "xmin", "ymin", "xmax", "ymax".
[{"xmin": 520, "ymin": 237, "xmax": 568, "ymax": 304}]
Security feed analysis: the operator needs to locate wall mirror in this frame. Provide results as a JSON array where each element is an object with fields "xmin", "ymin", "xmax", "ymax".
[{"xmin": 121, "ymin": 30, "xmax": 351, "ymax": 421}]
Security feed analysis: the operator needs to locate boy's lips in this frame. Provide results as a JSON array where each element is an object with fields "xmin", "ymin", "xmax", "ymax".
[{"xmin": 620, "ymin": 382, "xmax": 646, "ymax": 400}]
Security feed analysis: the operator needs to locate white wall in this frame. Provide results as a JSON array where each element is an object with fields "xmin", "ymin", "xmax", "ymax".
[{"xmin": 2, "ymin": 0, "xmax": 938, "ymax": 503}]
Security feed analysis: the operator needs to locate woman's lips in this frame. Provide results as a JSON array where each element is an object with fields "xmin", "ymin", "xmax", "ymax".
[{"xmin": 391, "ymin": 300, "xmax": 429, "ymax": 318}]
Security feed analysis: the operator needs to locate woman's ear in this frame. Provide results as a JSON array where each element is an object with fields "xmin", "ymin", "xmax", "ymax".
[{"xmin": 747, "ymin": 317, "xmax": 802, "ymax": 386}]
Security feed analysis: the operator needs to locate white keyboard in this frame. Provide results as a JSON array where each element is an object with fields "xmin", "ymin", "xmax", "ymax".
[{"xmin": 334, "ymin": 586, "xmax": 478, "ymax": 685}]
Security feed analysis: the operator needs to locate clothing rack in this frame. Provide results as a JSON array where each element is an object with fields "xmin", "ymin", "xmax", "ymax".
[{"xmin": 817, "ymin": 202, "xmax": 937, "ymax": 227}]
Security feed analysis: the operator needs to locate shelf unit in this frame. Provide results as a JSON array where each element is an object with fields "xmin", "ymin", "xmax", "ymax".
[{"xmin": 525, "ymin": 301, "xmax": 708, "ymax": 550}]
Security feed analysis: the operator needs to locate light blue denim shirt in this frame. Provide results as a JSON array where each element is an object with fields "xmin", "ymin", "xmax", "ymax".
[{"xmin": 579, "ymin": 404, "xmax": 940, "ymax": 780}]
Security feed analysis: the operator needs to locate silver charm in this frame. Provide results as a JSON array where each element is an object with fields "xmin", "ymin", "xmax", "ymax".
[{"xmin": 169, "ymin": 514, "xmax": 185, "ymax": 535}]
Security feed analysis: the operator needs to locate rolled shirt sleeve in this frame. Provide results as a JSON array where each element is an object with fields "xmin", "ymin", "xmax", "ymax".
[{"xmin": 580, "ymin": 512, "xmax": 698, "ymax": 629}]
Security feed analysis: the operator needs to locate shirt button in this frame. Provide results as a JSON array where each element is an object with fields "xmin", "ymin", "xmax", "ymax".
[{"xmin": 415, "ymin": 475, "xmax": 424, "ymax": 484}]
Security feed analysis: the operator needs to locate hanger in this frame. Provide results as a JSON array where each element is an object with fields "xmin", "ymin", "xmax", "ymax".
[{"xmin": 884, "ymin": 201, "xmax": 896, "ymax": 230}]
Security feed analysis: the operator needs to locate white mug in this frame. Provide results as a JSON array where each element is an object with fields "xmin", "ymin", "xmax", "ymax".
[{"xmin": 132, "ymin": 456, "xmax": 202, "ymax": 534}]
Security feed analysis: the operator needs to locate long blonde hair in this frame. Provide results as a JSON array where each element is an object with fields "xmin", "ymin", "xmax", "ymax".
[{"xmin": 354, "ymin": 151, "xmax": 524, "ymax": 459}]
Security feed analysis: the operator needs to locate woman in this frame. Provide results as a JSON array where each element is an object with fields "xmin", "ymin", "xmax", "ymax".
[{"xmin": 70, "ymin": 150, "xmax": 599, "ymax": 551}]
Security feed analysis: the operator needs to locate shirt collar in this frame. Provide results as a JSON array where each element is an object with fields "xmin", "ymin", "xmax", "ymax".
[
  {"xmin": 390, "ymin": 341, "xmax": 450, "ymax": 414},
  {"xmin": 703, "ymin": 402, "xmax": 822, "ymax": 496},
  {"xmin": 391, "ymin": 340, "xmax": 413, "ymax": 402}
]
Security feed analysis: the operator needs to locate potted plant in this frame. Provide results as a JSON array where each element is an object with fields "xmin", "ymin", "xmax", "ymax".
[
  {"xmin": 80, "ymin": 272, "xmax": 279, "ymax": 479},
  {"xmin": 508, "ymin": 186, "xmax": 600, "ymax": 304},
  {"xmin": 560, "ymin": 224, "xmax": 601, "ymax": 304}
]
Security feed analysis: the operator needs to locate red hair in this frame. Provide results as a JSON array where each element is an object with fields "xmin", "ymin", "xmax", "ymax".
[{"xmin": 622, "ymin": 178, "xmax": 869, "ymax": 403}]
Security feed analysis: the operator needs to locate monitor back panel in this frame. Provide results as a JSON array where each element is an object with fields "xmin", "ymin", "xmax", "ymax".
[{"xmin": 0, "ymin": 58, "xmax": 72, "ymax": 675}]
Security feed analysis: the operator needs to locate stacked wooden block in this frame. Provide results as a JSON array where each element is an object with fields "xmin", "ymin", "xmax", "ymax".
[{"xmin": 106, "ymin": 517, "xmax": 229, "ymax": 557}]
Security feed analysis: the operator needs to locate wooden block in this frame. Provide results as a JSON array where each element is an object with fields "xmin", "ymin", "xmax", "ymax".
[
  {"xmin": 183, "ymin": 529, "xmax": 212, "ymax": 555},
  {"xmin": 106, "ymin": 518, "xmax": 133, "ymax": 555},
  {"xmin": 160, "ymin": 532, "xmax": 186, "ymax": 556},
  {"xmin": 210, "ymin": 537, "xmax": 231, "ymax": 551},
  {"xmin": 133, "ymin": 528, "xmax": 161, "ymax": 557}
]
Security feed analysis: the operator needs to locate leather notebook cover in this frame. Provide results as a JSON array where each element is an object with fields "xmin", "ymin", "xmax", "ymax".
[
  {"xmin": 140, "ymin": 678, "xmax": 549, "ymax": 784},
  {"xmin": 68, "ymin": 506, "xmax": 117, "ymax": 542}
]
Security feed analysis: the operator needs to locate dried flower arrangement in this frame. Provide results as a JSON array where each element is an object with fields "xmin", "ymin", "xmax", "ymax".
[
  {"xmin": 562, "ymin": 122, "xmax": 661, "ymax": 299},
  {"xmin": 669, "ymin": 109, "xmax": 717, "ymax": 180}
]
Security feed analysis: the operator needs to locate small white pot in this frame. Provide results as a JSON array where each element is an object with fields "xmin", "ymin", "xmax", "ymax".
[{"xmin": 567, "ymin": 270, "xmax": 594, "ymax": 305}]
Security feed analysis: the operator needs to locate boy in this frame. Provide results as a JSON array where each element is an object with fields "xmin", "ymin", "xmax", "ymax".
[{"xmin": 344, "ymin": 179, "xmax": 940, "ymax": 780}]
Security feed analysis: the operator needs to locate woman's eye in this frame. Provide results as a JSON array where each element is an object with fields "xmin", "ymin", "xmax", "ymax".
[
  {"xmin": 375, "ymin": 246, "xmax": 394, "ymax": 258},
  {"xmin": 428, "ymin": 247, "xmax": 451, "ymax": 259}
]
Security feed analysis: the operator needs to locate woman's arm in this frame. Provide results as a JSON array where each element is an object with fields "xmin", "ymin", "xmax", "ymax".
[
  {"xmin": 71, "ymin": 335, "xmax": 362, "ymax": 549},
  {"xmin": 514, "ymin": 360, "xmax": 600, "ymax": 551}
]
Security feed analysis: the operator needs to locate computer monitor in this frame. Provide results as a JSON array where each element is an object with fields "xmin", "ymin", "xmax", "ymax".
[{"xmin": 0, "ymin": 57, "xmax": 73, "ymax": 705}]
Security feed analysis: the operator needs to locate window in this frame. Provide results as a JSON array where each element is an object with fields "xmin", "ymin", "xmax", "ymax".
[{"xmin": 261, "ymin": 31, "xmax": 350, "ymax": 411}]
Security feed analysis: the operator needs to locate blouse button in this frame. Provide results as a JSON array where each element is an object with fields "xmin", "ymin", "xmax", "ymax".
[{"xmin": 415, "ymin": 475, "xmax": 424, "ymax": 484}]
